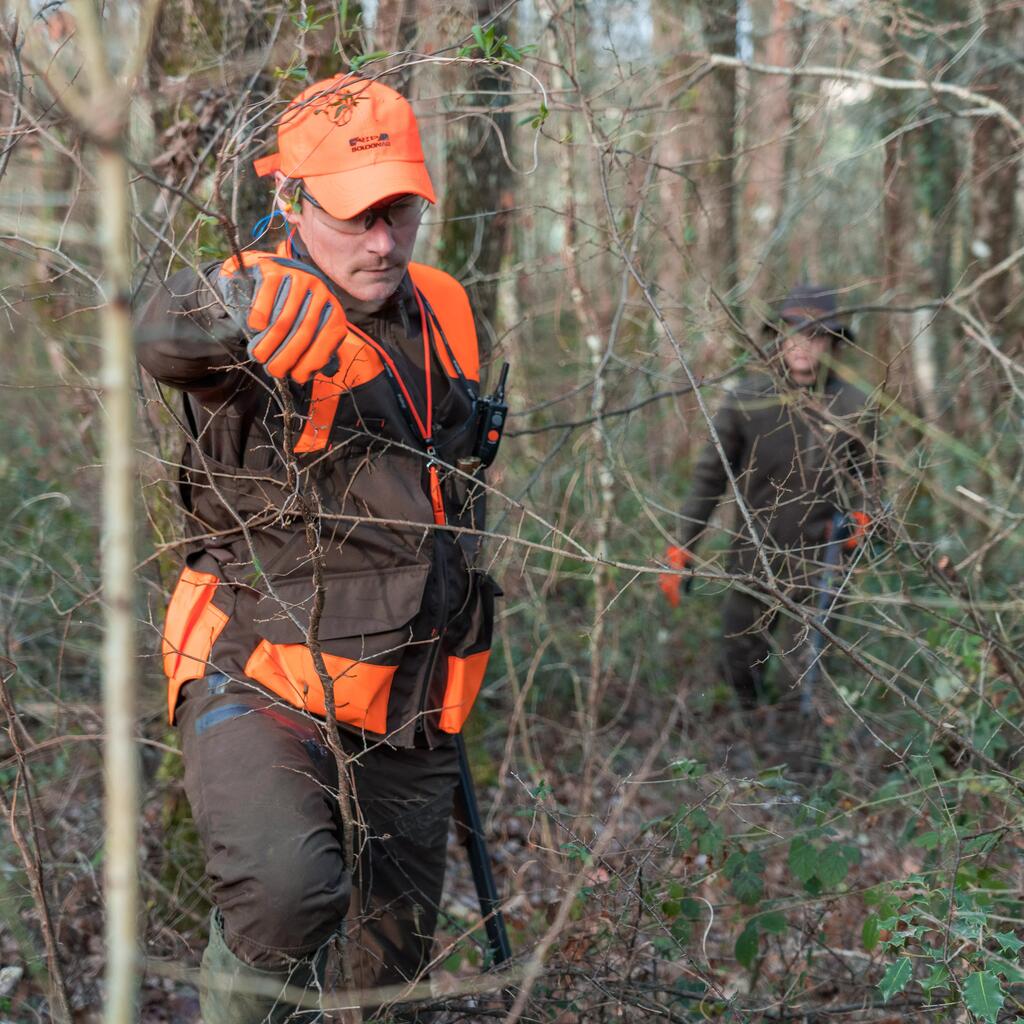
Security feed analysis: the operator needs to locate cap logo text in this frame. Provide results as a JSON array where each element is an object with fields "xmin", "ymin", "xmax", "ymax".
[{"xmin": 349, "ymin": 133, "xmax": 391, "ymax": 152}]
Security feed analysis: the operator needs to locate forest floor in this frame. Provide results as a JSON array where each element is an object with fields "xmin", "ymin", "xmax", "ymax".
[{"xmin": 1, "ymin": 663, "xmax": 961, "ymax": 1024}]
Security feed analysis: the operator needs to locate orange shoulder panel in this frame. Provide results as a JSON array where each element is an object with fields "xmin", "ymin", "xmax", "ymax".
[
  {"xmin": 408, "ymin": 263, "xmax": 480, "ymax": 383},
  {"xmin": 294, "ymin": 333, "xmax": 385, "ymax": 453}
]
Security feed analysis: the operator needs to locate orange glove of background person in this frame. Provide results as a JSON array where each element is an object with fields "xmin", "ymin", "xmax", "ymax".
[
  {"xmin": 658, "ymin": 545, "xmax": 691, "ymax": 608},
  {"xmin": 217, "ymin": 251, "xmax": 348, "ymax": 384},
  {"xmin": 844, "ymin": 511, "xmax": 871, "ymax": 550}
]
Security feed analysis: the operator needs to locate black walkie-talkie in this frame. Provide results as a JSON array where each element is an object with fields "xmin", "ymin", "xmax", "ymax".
[{"xmin": 472, "ymin": 362, "xmax": 510, "ymax": 469}]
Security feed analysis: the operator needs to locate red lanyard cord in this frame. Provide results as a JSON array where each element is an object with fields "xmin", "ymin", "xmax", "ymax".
[{"xmin": 343, "ymin": 306, "xmax": 447, "ymax": 524}]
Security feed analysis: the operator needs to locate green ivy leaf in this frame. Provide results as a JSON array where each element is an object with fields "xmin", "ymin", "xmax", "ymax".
[
  {"xmin": 963, "ymin": 971, "xmax": 1005, "ymax": 1022},
  {"xmin": 862, "ymin": 914, "xmax": 880, "ymax": 952},
  {"xmin": 735, "ymin": 921, "xmax": 760, "ymax": 969},
  {"xmin": 878, "ymin": 958, "xmax": 913, "ymax": 1002}
]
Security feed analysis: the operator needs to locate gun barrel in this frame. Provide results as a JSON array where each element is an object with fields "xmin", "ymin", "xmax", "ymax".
[{"xmin": 454, "ymin": 734, "xmax": 512, "ymax": 966}]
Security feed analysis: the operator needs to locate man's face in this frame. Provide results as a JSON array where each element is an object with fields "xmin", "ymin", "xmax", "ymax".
[
  {"xmin": 278, "ymin": 177, "xmax": 422, "ymax": 312},
  {"xmin": 781, "ymin": 327, "xmax": 831, "ymax": 384}
]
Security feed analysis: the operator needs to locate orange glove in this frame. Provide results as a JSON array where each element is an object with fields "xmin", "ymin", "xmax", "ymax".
[
  {"xmin": 844, "ymin": 511, "xmax": 871, "ymax": 550},
  {"xmin": 218, "ymin": 252, "xmax": 348, "ymax": 384},
  {"xmin": 658, "ymin": 545, "xmax": 691, "ymax": 608}
]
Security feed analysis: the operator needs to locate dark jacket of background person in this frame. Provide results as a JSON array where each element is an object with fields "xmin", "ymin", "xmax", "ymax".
[{"xmin": 678, "ymin": 369, "xmax": 880, "ymax": 585}]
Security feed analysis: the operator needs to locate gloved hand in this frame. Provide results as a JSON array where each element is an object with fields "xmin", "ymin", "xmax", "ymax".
[
  {"xmin": 844, "ymin": 511, "xmax": 871, "ymax": 550},
  {"xmin": 658, "ymin": 545, "xmax": 692, "ymax": 608},
  {"xmin": 217, "ymin": 252, "xmax": 348, "ymax": 384}
]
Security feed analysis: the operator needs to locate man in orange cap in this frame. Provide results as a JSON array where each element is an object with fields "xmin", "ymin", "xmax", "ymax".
[{"xmin": 137, "ymin": 74, "xmax": 502, "ymax": 1022}]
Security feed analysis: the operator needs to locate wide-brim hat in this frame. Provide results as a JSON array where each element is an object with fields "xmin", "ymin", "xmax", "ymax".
[
  {"xmin": 771, "ymin": 283, "xmax": 853, "ymax": 341},
  {"xmin": 253, "ymin": 74, "xmax": 436, "ymax": 219}
]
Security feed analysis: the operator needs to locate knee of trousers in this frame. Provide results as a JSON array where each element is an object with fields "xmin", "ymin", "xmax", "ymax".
[{"xmin": 218, "ymin": 859, "xmax": 352, "ymax": 969}]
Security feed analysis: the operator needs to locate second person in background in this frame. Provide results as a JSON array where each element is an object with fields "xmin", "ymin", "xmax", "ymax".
[{"xmin": 660, "ymin": 285, "xmax": 882, "ymax": 724}]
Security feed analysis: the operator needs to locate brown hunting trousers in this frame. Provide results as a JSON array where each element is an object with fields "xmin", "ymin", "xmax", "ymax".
[{"xmin": 176, "ymin": 673, "xmax": 460, "ymax": 1014}]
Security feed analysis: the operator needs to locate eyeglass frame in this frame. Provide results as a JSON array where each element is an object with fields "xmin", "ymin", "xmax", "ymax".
[{"xmin": 292, "ymin": 182, "xmax": 428, "ymax": 235}]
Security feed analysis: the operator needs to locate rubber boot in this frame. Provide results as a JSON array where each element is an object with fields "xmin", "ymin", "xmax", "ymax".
[{"xmin": 199, "ymin": 912, "xmax": 326, "ymax": 1024}]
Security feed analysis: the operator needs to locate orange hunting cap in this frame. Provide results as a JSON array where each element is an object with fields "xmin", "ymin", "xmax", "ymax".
[{"xmin": 253, "ymin": 74, "xmax": 436, "ymax": 219}]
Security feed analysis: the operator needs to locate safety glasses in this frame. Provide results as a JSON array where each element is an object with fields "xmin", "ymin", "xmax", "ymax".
[{"xmin": 298, "ymin": 186, "xmax": 427, "ymax": 235}]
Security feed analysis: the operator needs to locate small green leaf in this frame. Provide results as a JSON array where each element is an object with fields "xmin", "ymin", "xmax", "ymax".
[
  {"xmin": 862, "ymin": 914, "xmax": 880, "ymax": 952},
  {"xmin": 670, "ymin": 758, "xmax": 704, "ymax": 778},
  {"xmin": 994, "ymin": 931, "xmax": 1024, "ymax": 956},
  {"xmin": 920, "ymin": 964, "xmax": 949, "ymax": 992},
  {"xmin": 758, "ymin": 911, "xmax": 786, "ymax": 935},
  {"xmin": 697, "ymin": 822, "xmax": 724, "ymax": 858},
  {"xmin": 965, "ymin": 832, "xmax": 1001, "ymax": 855},
  {"xmin": 724, "ymin": 850, "xmax": 764, "ymax": 906},
  {"xmin": 735, "ymin": 922, "xmax": 760, "ymax": 969},
  {"xmin": 788, "ymin": 836, "xmax": 818, "ymax": 885},
  {"xmin": 816, "ymin": 844, "xmax": 854, "ymax": 888},
  {"xmin": 878, "ymin": 958, "xmax": 913, "ymax": 1002},
  {"xmin": 560, "ymin": 841, "xmax": 589, "ymax": 863},
  {"xmin": 963, "ymin": 971, "xmax": 1005, "ymax": 1022},
  {"xmin": 350, "ymin": 50, "xmax": 389, "ymax": 72},
  {"xmin": 912, "ymin": 831, "xmax": 941, "ymax": 850}
]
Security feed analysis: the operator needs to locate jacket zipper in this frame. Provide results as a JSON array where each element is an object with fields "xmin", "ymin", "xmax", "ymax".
[{"xmin": 354, "ymin": 299, "xmax": 454, "ymax": 737}]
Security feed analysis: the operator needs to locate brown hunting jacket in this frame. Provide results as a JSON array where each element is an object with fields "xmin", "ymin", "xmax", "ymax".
[
  {"xmin": 679, "ymin": 370, "xmax": 880, "ymax": 583},
  {"xmin": 137, "ymin": 248, "xmax": 496, "ymax": 748}
]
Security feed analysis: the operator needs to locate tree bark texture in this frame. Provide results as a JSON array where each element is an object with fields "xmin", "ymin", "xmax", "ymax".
[
  {"xmin": 968, "ymin": 4, "xmax": 1023, "ymax": 337},
  {"xmin": 438, "ymin": 0, "xmax": 516, "ymax": 362},
  {"xmin": 739, "ymin": 0, "xmax": 794, "ymax": 295},
  {"xmin": 652, "ymin": 1, "xmax": 738, "ymax": 336}
]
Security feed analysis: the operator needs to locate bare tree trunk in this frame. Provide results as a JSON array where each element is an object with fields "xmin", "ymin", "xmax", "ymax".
[
  {"xmin": 69, "ymin": 1, "xmax": 140, "ymax": 1019},
  {"xmin": 968, "ymin": 4, "xmax": 1023, "ymax": 338},
  {"xmin": 877, "ymin": 65, "xmax": 920, "ymax": 414},
  {"xmin": 653, "ymin": 1, "xmax": 738, "ymax": 321},
  {"xmin": 438, "ymin": 0, "xmax": 515, "ymax": 360},
  {"xmin": 701, "ymin": 1, "xmax": 740, "ymax": 303},
  {"xmin": 739, "ymin": 0, "xmax": 794, "ymax": 293},
  {"xmin": 97, "ymin": 114, "xmax": 140, "ymax": 1024}
]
